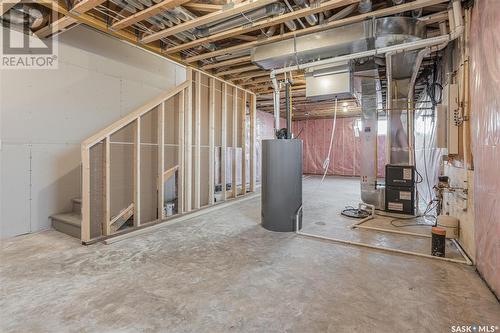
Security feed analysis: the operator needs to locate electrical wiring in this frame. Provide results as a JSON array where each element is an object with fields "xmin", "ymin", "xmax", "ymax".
[{"xmin": 319, "ymin": 98, "xmax": 338, "ymax": 185}]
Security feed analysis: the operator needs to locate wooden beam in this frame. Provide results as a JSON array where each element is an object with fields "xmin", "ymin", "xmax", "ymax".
[
  {"xmin": 249, "ymin": 93, "xmax": 256, "ymax": 192},
  {"xmin": 158, "ymin": 102, "xmax": 165, "ymax": 220},
  {"xmin": 208, "ymin": 77, "xmax": 215, "ymax": 205},
  {"xmin": 202, "ymin": 56, "xmax": 252, "ymax": 70},
  {"xmin": 183, "ymin": 3, "xmax": 223, "ymax": 13},
  {"xmin": 104, "ymin": 136, "xmax": 111, "ymax": 236},
  {"xmin": 216, "ymin": 65, "xmax": 259, "ymax": 76},
  {"xmin": 81, "ymin": 147, "xmax": 90, "ymax": 242},
  {"xmin": 185, "ymin": 0, "xmax": 449, "ymax": 63},
  {"xmin": 178, "ymin": 90, "xmax": 185, "ymax": 213},
  {"xmin": 185, "ymin": 69, "xmax": 193, "ymax": 212},
  {"xmin": 134, "ymin": 117, "xmax": 141, "ymax": 227},
  {"xmin": 165, "ymin": 0, "xmax": 358, "ymax": 54},
  {"xmin": 419, "ymin": 10, "xmax": 448, "ymax": 25},
  {"xmin": 141, "ymin": 0, "xmax": 276, "ymax": 44},
  {"xmin": 230, "ymin": 70, "xmax": 270, "ymax": 81},
  {"xmin": 163, "ymin": 165, "xmax": 179, "ymax": 180},
  {"xmin": 111, "ymin": 0, "xmax": 190, "ymax": 31},
  {"xmin": 241, "ymin": 92, "xmax": 247, "ymax": 195},
  {"xmin": 71, "ymin": 0, "xmax": 107, "ymax": 14},
  {"xmin": 233, "ymin": 34, "xmax": 258, "ymax": 42},
  {"xmin": 221, "ymin": 83, "xmax": 227, "ymax": 201},
  {"xmin": 36, "ymin": 16, "xmax": 78, "ymax": 38},
  {"xmin": 194, "ymin": 71, "xmax": 201, "ymax": 209},
  {"xmin": 232, "ymin": 88, "xmax": 238, "ymax": 198},
  {"xmin": 110, "ymin": 203, "xmax": 134, "ymax": 232}
]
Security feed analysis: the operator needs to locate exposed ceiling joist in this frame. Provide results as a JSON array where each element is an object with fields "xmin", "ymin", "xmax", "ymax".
[
  {"xmin": 36, "ymin": 15, "xmax": 78, "ymax": 38},
  {"xmin": 183, "ymin": 3, "xmax": 223, "ymax": 13},
  {"xmin": 71, "ymin": 0, "xmax": 106, "ymax": 14},
  {"xmin": 141, "ymin": 0, "xmax": 276, "ymax": 44},
  {"xmin": 185, "ymin": 0, "xmax": 449, "ymax": 63},
  {"xmin": 216, "ymin": 64, "xmax": 259, "ymax": 76},
  {"xmin": 164, "ymin": 0, "xmax": 359, "ymax": 55},
  {"xmin": 111, "ymin": 0, "xmax": 191, "ymax": 31},
  {"xmin": 201, "ymin": 55, "xmax": 251, "ymax": 70}
]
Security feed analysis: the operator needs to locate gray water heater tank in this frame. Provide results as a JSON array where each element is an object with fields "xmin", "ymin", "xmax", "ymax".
[{"xmin": 261, "ymin": 139, "xmax": 303, "ymax": 232}]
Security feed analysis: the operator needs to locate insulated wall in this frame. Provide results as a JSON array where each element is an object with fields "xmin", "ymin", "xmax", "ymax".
[
  {"xmin": 0, "ymin": 25, "xmax": 185, "ymax": 238},
  {"xmin": 469, "ymin": 0, "xmax": 500, "ymax": 297},
  {"xmin": 292, "ymin": 117, "xmax": 386, "ymax": 177}
]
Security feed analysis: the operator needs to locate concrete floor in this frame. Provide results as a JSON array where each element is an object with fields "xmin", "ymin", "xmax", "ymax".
[{"xmin": 1, "ymin": 177, "xmax": 498, "ymax": 333}]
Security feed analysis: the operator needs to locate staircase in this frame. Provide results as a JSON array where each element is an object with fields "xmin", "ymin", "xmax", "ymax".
[{"xmin": 50, "ymin": 198, "xmax": 82, "ymax": 238}]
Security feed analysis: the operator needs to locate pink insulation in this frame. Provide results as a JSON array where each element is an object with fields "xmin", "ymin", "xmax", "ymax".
[
  {"xmin": 470, "ymin": 0, "xmax": 500, "ymax": 296},
  {"xmin": 293, "ymin": 117, "xmax": 386, "ymax": 177}
]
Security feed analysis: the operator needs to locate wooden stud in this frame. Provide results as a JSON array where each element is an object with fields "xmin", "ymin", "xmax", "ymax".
[
  {"xmin": 141, "ymin": 0, "xmax": 276, "ymax": 44},
  {"xmin": 241, "ymin": 92, "xmax": 247, "ymax": 195},
  {"xmin": 185, "ymin": 69, "xmax": 193, "ymax": 212},
  {"xmin": 134, "ymin": 117, "xmax": 141, "ymax": 227},
  {"xmin": 194, "ymin": 71, "xmax": 201, "ymax": 209},
  {"xmin": 178, "ymin": 90, "xmax": 185, "ymax": 214},
  {"xmin": 232, "ymin": 88, "xmax": 238, "ymax": 198},
  {"xmin": 81, "ymin": 147, "xmax": 91, "ymax": 242},
  {"xmin": 250, "ymin": 93, "xmax": 256, "ymax": 192},
  {"xmin": 208, "ymin": 77, "xmax": 215, "ymax": 205},
  {"xmin": 221, "ymin": 83, "xmax": 227, "ymax": 202},
  {"xmin": 104, "ymin": 136, "xmax": 111, "ymax": 236},
  {"xmin": 158, "ymin": 102, "xmax": 165, "ymax": 220}
]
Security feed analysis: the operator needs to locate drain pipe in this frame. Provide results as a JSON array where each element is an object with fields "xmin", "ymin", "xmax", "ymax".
[
  {"xmin": 285, "ymin": 79, "xmax": 293, "ymax": 138},
  {"xmin": 385, "ymin": 52, "xmax": 393, "ymax": 165},
  {"xmin": 271, "ymin": 72, "xmax": 281, "ymax": 134},
  {"xmin": 407, "ymin": 47, "xmax": 430, "ymax": 166}
]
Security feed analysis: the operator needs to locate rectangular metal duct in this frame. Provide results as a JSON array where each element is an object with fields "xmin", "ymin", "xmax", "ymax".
[{"xmin": 251, "ymin": 21, "xmax": 374, "ymax": 70}]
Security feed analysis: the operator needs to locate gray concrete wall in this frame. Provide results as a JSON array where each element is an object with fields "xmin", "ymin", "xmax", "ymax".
[{"xmin": 0, "ymin": 25, "xmax": 186, "ymax": 238}]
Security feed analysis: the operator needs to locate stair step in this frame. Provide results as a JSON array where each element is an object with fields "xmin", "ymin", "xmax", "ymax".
[
  {"xmin": 72, "ymin": 197, "xmax": 82, "ymax": 214},
  {"xmin": 51, "ymin": 212, "xmax": 81, "ymax": 239}
]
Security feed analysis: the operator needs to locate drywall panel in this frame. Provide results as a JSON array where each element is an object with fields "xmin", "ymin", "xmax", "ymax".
[
  {"xmin": 0, "ymin": 144, "xmax": 30, "ymax": 238},
  {"xmin": 0, "ymin": 25, "xmax": 185, "ymax": 238}
]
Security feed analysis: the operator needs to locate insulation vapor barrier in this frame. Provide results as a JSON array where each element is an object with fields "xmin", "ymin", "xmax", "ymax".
[
  {"xmin": 292, "ymin": 117, "xmax": 386, "ymax": 177},
  {"xmin": 469, "ymin": 0, "xmax": 500, "ymax": 296}
]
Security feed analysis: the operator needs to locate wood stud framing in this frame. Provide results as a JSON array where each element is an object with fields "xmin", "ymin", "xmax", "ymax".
[{"xmin": 80, "ymin": 70, "xmax": 256, "ymax": 243}]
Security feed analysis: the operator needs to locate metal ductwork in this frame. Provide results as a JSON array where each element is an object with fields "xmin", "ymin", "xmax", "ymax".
[
  {"xmin": 2, "ymin": 5, "xmax": 47, "ymax": 30},
  {"xmin": 251, "ymin": 17, "xmax": 426, "ymax": 71},
  {"xmin": 194, "ymin": 3, "xmax": 286, "ymax": 38},
  {"xmin": 358, "ymin": 0, "xmax": 372, "ymax": 13},
  {"xmin": 291, "ymin": 0, "xmax": 317, "ymax": 26}
]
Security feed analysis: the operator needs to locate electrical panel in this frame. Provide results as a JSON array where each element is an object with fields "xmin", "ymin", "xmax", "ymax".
[{"xmin": 442, "ymin": 83, "xmax": 459, "ymax": 155}]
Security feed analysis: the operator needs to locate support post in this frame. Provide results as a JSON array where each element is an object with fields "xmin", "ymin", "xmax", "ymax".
[
  {"xmin": 81, "ymin": 147, "xmax": 91, "ymax": 242},
  {"xmin": 104, "ymin": 136, "xmax": 111, "ymax": 235},
  {"xmin": 158, "ymin": 102, "xmax": 165, "ymax": 220},
  {"xmin": 250, "ymin": 93, "xmax": 256, "ymax": 192},
  {"xmin": 134, "ymin": 117, "xmax": 141, "ymax": 226},
  {"xmin": 178, "ymin": 90, "xmax": 185, "ymax": 214},
  {"xmin": 232, "ymin": 88, "xmax": 238, "ymax": 198},
  {"xmin": 194, "ymin": 71, "xmax": 201, "ymax": 209},
  {"xmin": 185, "ymin": 69, "xmax": 193, "ymax": 211},
  {"xmin": 209, "ymin": 77, "xmax": 215, "ymax": 205},
  {"xmin": 241, "ymin": 92, "xmax": 247, "ymax": 195},
  {"xmin": 221, "ymin": 83, "xmax": 227, "ymax": 201}
]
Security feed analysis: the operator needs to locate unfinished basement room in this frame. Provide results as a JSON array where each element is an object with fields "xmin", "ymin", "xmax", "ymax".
[{"xmin": 1, "ymin": 0, "xmax": 499, "ymax": 332}]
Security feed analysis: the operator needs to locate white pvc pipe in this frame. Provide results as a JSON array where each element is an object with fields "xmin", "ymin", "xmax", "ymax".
[{"xmin": 385, "ymin": 52, "xmax": 393, "ymax": 164}]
